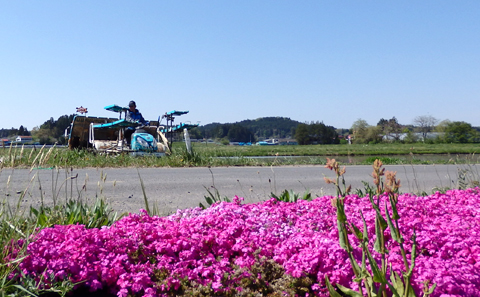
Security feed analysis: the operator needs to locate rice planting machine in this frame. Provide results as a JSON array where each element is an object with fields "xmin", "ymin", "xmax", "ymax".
[{"xmin": 65, "ymin": 104, "xmax": 198, "ymax": 156}]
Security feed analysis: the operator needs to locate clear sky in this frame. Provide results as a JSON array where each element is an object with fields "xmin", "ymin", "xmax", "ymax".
[{"xmin": 1, "ymin": 1, "xmax": 479, "ymax": 131}]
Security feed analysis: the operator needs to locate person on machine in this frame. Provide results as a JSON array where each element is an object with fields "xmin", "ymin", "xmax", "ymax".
[{"xmin": 125, "ymin": 100, "xmax": 147, "ymax": 145}]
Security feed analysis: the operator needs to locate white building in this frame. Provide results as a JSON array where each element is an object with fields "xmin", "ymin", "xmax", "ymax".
[{"xmin": 15, "ymin": 136, "xmax": 33, "ymax": 143}]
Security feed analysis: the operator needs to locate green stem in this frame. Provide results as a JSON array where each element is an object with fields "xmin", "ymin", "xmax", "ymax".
[
  {"xmin": 395, "ymin": 219, "xmax": 410, "ymax": 272},
  {"xmin": 379, "ymin": 219, "xmax": 387, "ymax": 297}
]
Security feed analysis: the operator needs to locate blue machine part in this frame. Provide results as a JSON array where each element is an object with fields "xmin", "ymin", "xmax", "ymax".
[
  {"xmin": 131, "ymin": 132, "xmax": 158, "ymax": 152},
  {"xmin": 166, "ymin": 110, "xmax": 189, "ymax": 116},
  {"xmin": 159, "ymin": 122, "xmax": 199, "ymax": 133},
  {"xmin": 93, "ymin": 119, "xmax": 140, "ymax": 129},
  {"xmin": 104, "ymin": 104, "xmax": 128, "ymax": 113}
]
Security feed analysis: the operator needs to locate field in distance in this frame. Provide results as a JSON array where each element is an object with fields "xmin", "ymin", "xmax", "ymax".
[{"xmin": 192, "ymin": 142, "xmax": 480, "ymax": 157}]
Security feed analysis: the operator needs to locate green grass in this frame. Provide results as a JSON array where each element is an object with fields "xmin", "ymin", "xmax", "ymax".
[
  {"xmin": 192, "ymin": 142, "xmax": 480, "ymax": 156},
  {"xmin": 0, "ymin": 142, "xmax": 479, "ymax": 169}
]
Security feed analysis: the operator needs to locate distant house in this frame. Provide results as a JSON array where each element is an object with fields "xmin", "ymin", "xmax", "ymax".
[
  {"xmin": 1, "ymin": 138, "xmax": 10, "ymax": 146},
  {"xmin": 15, "ymin": 136, "xmax": 33, "ymax": 143}
]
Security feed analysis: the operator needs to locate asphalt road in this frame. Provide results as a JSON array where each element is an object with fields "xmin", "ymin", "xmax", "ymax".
[{"xmin": 1, "ymin": 164, "xmax": 477, "ymax": 215}]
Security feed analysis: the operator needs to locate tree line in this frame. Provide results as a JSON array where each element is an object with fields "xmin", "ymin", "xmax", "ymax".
[
  {"xmin": 350, "ymin": 116, "xmax": 480, "ymax": 144},
  {"xmin": 1, "ymin": 115, "xmax": 74, "ymax": 144},
  {"xmin": 32, "ymin": 115, "xmax": 75, "ymax": 144},
  {"xmin": 0, "ymin": 126, "xmax": 30, "ymax": 138},
  {"xmin": 3, "ymin": 114, "xmax": 480, "ymax": 145},
  {"xmin": 193, "ymin": 117, "xmax": 301, "ymax": 143}
]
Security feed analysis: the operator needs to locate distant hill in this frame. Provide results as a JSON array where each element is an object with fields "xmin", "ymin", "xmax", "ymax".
[
  {"xmin": 236, "ymin": 117, "xmax": 301, "ymax": 139},
  {"xmin": 194, "ymin": 117, "xmax": 301, "ymax": 142}
]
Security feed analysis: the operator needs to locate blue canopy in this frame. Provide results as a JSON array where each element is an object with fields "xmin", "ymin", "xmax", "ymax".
[
  {"xmin": 104, "ymin": 104, "xmax": 128, "ymax": 113},
  {"xmin": 92, "ymin": 119, "xmax": 140, "ymax": 129}
]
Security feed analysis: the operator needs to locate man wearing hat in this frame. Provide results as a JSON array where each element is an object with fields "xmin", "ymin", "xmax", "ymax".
[{"xmin": 125, "ymin": 100, "xmax": 147, "ymax": 145}]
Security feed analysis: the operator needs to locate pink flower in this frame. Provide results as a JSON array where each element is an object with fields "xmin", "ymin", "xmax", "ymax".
[
  {"xmin": 212, "ymin": 281, "xmax": 222, "ymax": 290},
  {"xmin": 14, "ymin": 188, "xmax": 480, "ymax": 297},
  {"xmin": 233, "ymin": 195, "xmax": 244, "ymax": 205}
]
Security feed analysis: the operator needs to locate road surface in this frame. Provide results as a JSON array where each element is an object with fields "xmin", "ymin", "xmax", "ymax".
[{"xmin": 1, "ymin": 164, "xmax": 477, "ymax": 215}]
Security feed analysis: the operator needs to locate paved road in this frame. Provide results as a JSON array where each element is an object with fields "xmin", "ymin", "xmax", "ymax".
[{"xmin": 1, "ymin": 164, "xmax": 477, "ymax": 215}]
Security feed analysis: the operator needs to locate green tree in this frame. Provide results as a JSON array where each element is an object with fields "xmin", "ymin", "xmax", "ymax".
[
  {"xmin": 444, "ymin": 121, "xmax": 478, "ymax": 143},
  {"xmin": 434, "ymin": 119, "xmax": 451, "ymax": 133},
  {"xmin": 365, "ymin": 126, "xmax": 383, "ymax": 143},
  {"xmin": 351, "ymin": 119, "xmax": 368, "ymax": 140},
  {"xmin": 310, "ymin": 122, "xmax": 339, "ymax": 144},
  {"xmin": 7, "ymin": 128, "xmax": 18, "ymax": 136},
  {"xmin": 188, "ymin": 127, "xmax": 203, "ymax": 139},
  {"xmin": 294, "ymin": 122, "xmax": 338, "ymax": 145},
  {"xmin": 227, "ymin": 124, "xmax": 255, "ymax": 142},
  {"xmin": 199, "ymin": 117, "xmax": 300, "ymax": 141},
  {"xmin": 33, "ymin": 114, "xmax": 75, "ymax": 144},
  {"xmin": 41, "ymin": 117, "xmax": 55, "ymax": 130},
  {"xmin": 0, "ymin": 127, "xmax": 30, "ymax": 138},
  {"xmin": 351, "ymin": 119, "xmax": 369, "ymax": 144},
  {"xmin": 377, "ymin": 117, "xmax": 402, "ymax": 141},
  {"xmin": 31, "ymin": 126, "xmax": 54, "ymax": 144},
  {"xmin": 294, "ymin": 124, "xmax": 310, "ymax": 145},
  {"xmin": 403, "ymin": 130, "xmax": 419, "ymax": 143},
  {"xmin": 351, "ymin": 119, "xmax": 383, "ymax": 144}
]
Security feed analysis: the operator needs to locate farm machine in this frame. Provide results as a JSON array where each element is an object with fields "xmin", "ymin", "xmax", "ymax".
[{"xmin": 65, "ymin": 104, "xmax": 198, "ymax": 156}]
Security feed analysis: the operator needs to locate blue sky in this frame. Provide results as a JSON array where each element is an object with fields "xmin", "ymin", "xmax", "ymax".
[{"xmin": 1, "ymin": 1, "xmax": 479, "ymax": 131}]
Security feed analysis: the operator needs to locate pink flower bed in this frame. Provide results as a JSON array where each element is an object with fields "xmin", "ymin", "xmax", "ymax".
[{"xmin": 19, "ymin": 188, "xmax": 480, "ymax": 296}]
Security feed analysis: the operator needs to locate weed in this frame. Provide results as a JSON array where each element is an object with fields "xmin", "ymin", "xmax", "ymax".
[
  {"xmin": 324, "ymin": 158, "xmax": 436, "ymax": 297},
  {"xmin": 178, "ymin": 147, "xmax": 204, "ymax": 166},
  {"xmin": 199, "ymin": 167, "xmax": 230, "ymax": 209},
  {"xmin": 199, "ymin": 186, "xmax": 231, "ymax": 209},
  {"xmin": 271, "ymin": 189, "xmax": 312, "ymax": 203},
  {"xmin": 29, "ymin": 197, "xmax": 122, "ymax": 229},
  {"xmin": 137, "ymin": 168, "xmax": 160, "ymax": 217},
  {"xmin": 354, "ymin": 181, "xmax": 376, "ymax": 197},
  {"xmin": 365, "ymin": 156, "xmax": 402, "ymax": 165}
]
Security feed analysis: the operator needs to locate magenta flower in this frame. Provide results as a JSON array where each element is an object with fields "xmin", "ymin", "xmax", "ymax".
[{"xmin": 15, "ymin": 188, "xmax": 480, "ymax": 296}]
